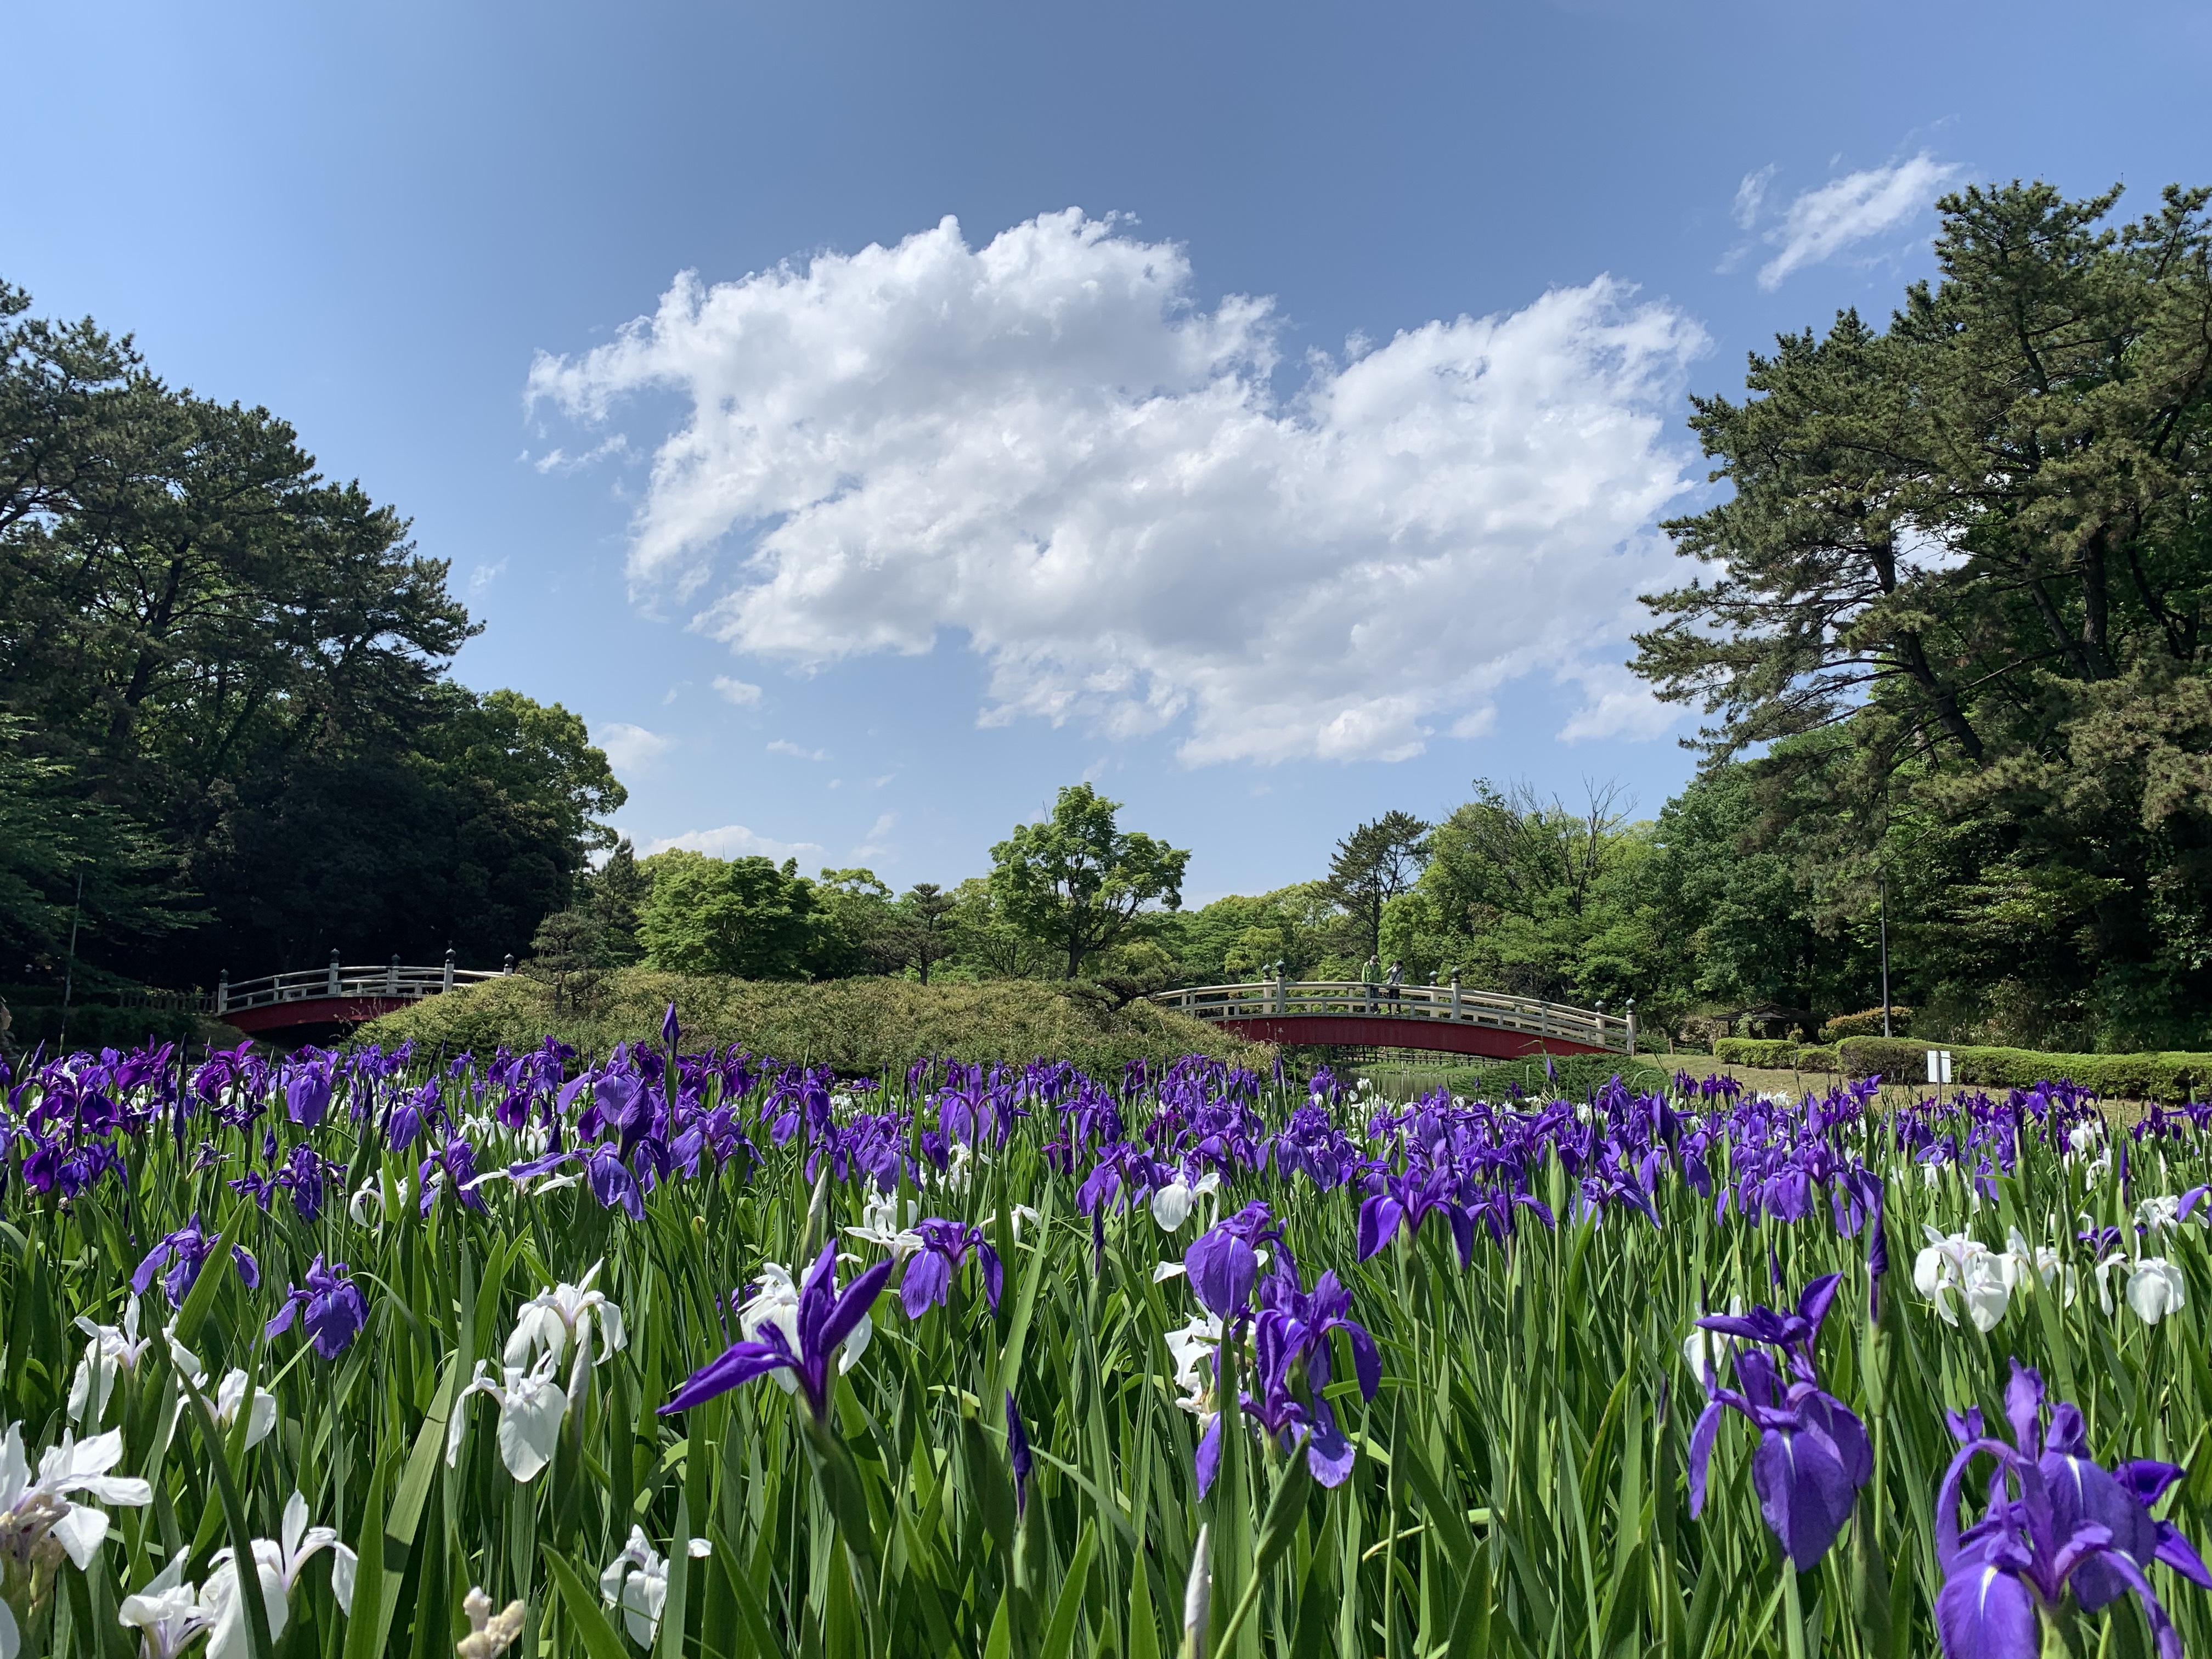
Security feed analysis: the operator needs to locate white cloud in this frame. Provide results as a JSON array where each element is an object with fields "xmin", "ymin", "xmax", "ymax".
[
  {"xmin": 850, "ymin": 812, "xmax": 898, "ymax": 859},
  {"xmin": 1757, "ymin": 154, "xmax": 1962, "ymax": 290},
  {"xmin": 644, "ymin": 824, "xmax": 823, "ymax": 861},
  {"xmin": 712, "ymin": 674, "xmax": 763, "ymax": 706},
  {"xmin": 529, "ymin": 435, "xmax": 631, "ymax": 474},
  {"xmin": 529, "ymin": 211, "xmax": 1709, "ymax": 764},
  {"xmin": 1553, "ymin": 661, "xmax": 1679, "ymax": 742},
  {"xmin": 467, "ymin": 558, "xmax": 509, "ymax": 599},
  {"xmin": 1732, "ymin": 164, "xmax": 1776, "ymax": 230},
  {"xmin": 768, "ymin": 738, "xmax": 828, "ymax": 760},
  {"xmin": 597, "ymin": 721, "xmax": 674, "ymax": 772}
]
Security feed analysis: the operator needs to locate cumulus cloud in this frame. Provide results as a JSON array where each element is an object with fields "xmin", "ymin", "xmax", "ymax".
[
  {"xmin": 1757, "ymin": 154, "xmax": 1962, "ymax": 290},
  {"xmin": 597, "ymin": 721, "xmax": 674, "ymax": 772},
  {"xmin": 529, "ymin": 211, "xmax": 1708, "ymax": 764},
  {"xmin": 712, "ymin": 675, "xmax": 763, "ymax": 706},
  {"xmin": 467, "ymin": 558, "xmax": 509, "ymax": 599},
  {"xmin": 644, "ymin": 824, "xmax": 823, "ymax": 861},
  {"xmin": 768, "ymin": 738, "xmax": 828, "ymax": 760}
]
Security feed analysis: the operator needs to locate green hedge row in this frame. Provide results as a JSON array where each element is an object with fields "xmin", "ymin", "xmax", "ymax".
[
  {"xmin": 1713, "ymin": 1037, "xmax": 1842, "ymax": 1072},
  {"xmin": 1365, "ymin": 1053, "xmax": 1674, "ymax": 1104},
  {"xmin": 1836, "ymin": 1036, "xmax": 2212, "ymax": 1102}
]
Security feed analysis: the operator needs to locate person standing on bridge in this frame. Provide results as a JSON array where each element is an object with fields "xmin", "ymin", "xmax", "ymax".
[
  {"xmin": 1385, "ymin": 959, "xmax": 1404, "ymax": 1011},
  {"xmin": 1361, "ymin": 953, "xmax": 1380, "ymax": 1013}
]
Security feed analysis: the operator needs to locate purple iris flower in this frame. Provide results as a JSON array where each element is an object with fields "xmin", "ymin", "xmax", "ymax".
[
  {"xmin": 660, "ymin": 1244, "xmax": 892, "ymax": 1421},
  {"xmin": 273, "ymin": 1143, "xmax": 337, "ymax": 1220},
  {"xmin": 899, "ymin": 1219, "xmax": 1003, "ymax": 1318},
  {"xmin": 232, "ymin": 1244, "xmax": 260, "ymax": 1290},
  {"xmin": 284, "ymin": 1064, "xmax": 332, "ymax": 1127},
  {"xmin": 1196, "ymin": 1261, "xmax": 1381, "ymax": 1498},
  {"xmin": 264, "ymin": 1255, "xmax": 369, "ymax": 1359},
  {"xmin": 1006, "ymin": 1391, "xmax": 1034, "ymax": 1520},
  {"xmin": 1688, "ymin": 1278, "xmax": 1871, "ymax": 1571},
  {"xmin": 661, "ymin": 1002, "xmax": 681, "ymax": 1050},
  {"xmin": 1183, "ymin": 1203, "xmax": 1280, "ymax": 1319},
  {"xmin": 1934, "ymin": 1362, "xmax": 2209, "ymax": 1659},
  {"xmin": 387, "ymin": 1090, "xmax": 425, "ymax": 1151},
  {"xmin": 586, "ymin": 1143, "xmax": 643, "ymax": 1220},
  {"xmin": 1356, "ymin": 1165, "xmax": 1471, "ymax": 1263},
  {"xmin": 132, "ymin": 1216, "xmax": 221, "ymax": 1310}
]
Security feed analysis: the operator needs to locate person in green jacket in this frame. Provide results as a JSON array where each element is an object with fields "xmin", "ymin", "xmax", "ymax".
[{"xmin": 1360, "ymin": 953, "xmax": 1380, "ymax": 1013}]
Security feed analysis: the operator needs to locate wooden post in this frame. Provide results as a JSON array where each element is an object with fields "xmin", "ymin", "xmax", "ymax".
[
  {"xmin": 328, "ymin": 950, "xmax": 341, "ymax": 997},
  {"xmin": 1449, "ymin": 969, "xmax": 1462, "ymax": 1023},
  {"xmin": 1626, "ymin": 998, "xmax": 1637, "ymax": 1056},
  {"xmin": 387, "ymin": 955, "xmax": 400, "ymax": 995},
  {"xmin": 442, "ymin": 948, "xmax": 455, "ymax": 994},
  {"xmin": 217, "ymin": 970, "xmax": 228, "ymax": 1016},
  {"xmin": 504, "ymin": 953, "xmax": 515, "ymax": 975}
]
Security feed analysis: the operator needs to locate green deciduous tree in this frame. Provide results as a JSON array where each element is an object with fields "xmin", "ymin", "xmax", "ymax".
[
  {"xmin": 987, "ymin": 785, "xmax": 1189, "ymax": 979},
  {"xmin": 637, "ymin": 851, "xmax": 821, "ymax": 979}
]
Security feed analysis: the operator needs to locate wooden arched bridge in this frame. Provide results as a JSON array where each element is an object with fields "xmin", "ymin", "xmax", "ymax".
[
  {"xmin": 205, "ymin": 952, "xmax": 510, "ymax": 1038},
  {"xmin": 1150, "ymin": 979, "xmax": 1635, "ymax": 1058}
]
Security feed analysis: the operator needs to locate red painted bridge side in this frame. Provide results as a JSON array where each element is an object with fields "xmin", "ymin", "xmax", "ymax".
[
  {"xmin": 1211, "ymin": 1014, "xmax": 1610, "ymax": 1059},
  {"xmin": 224, "ymin": 997, "xmax": 416, "ymax": 1036}
]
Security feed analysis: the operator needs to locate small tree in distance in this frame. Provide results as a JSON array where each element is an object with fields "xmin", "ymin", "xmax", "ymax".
[
  {"xmin": 1327, "ymin": 810, "xmax": 1432, "ymax": 961},
  {"xmin": 889, "ymin": 882, "xmax": 958, "ymax": 983},
  {"xmin": 989, "ymin": 785, "xmax": 1190, "ymax": 980}
]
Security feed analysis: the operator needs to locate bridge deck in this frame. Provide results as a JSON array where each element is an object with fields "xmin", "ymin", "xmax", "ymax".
[{"xmin": 1152, "ymin": 980, "xmax": 1633, "ymax": 1058}]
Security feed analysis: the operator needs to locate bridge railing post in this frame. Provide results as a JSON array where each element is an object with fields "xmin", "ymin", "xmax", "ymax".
[
  {"xmin": 217, "ymin": 970, "xmax": 228, "ymax": 1016},
  {"xmin": 1449, "ymin": 969, "xmax": 1462, "ymax": 1023},
  {"xmin": 1626, "ymin": 998, "xmax": 1637, "ymax": 1056},
  {"xmin": 442, "ymin": 947, "xmax": 455, "ymax": 994},
  {"xmin": 328, "ymin": 950, "xmax": 341, "ymax": 998},
  {"xmin": 387, "ymin": 955, "xmax": 400, "ymax": 995}
]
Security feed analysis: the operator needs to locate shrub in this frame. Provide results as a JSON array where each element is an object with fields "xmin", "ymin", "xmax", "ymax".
[
  {"xmin": 1714, "ymin": 1037, "xmax": 1797, "ymax": 1068},
  {"xmin": 1363, "ymin": 1054, "xmax": 1672, "ymax": 1103},
  {"xmin": 1820, "ymin": 1007, "xmax": 1912, "ymax": 1042},
  {"xmin": 1713, "ymin": 1038, "xmax": 1842, "ymax": 1073},
  {"xmin": 1837, "ymin": 1037, "xmax": 2212, "ymax": 1102},
  {"xmin": 358, "ymin": 967, "xmax": 1270, "ymax": 1076}
]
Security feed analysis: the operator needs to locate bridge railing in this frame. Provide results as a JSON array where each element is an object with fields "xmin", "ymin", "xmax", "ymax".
[
  {"xmin": 1152, "ymin": 979, "xmax": 1635, "ymax": 1054},
  {"xmin": 214, "ymin": 953, "xmax": 508, "ymax": 1017}
]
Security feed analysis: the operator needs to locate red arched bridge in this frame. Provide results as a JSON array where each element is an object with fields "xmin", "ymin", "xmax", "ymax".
[
  {"xmin": 1150, "ymin": 979, "xmax": 1636, "ymax": 1059},
  {"xmin": 205, "ymin": 952, "xmax": 510, "ymax": 1038}
]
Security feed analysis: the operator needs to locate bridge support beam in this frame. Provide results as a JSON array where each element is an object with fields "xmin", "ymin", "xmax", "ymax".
[{"xmin": 1216, "ymin": 1015, "xmax": 1610, "ymax": 1059}]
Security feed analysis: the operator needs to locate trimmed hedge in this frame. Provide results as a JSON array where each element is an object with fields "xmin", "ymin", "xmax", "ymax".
[
  {"xmin": 1713, "ymin": 1038, "xmax": 1842, "ymax": 1073},
  {"xmin": 1837, "ymin": 1036, "xmax": 2212, "ymax": 1102},
  {"xmin": 355, "ymin": 968, "xmax": 1271, "ymax": 1076},
  {"xmin": 1365, "ymin": 1053, "xmax": 1673, "ymax": 1104},
  {"xmin": 1820, "ymin": 1007, "xmax": 1912, "ymax": 1043}
]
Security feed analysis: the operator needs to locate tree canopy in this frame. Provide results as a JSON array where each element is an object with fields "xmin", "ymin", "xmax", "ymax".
[
  {"xmin": 0, "ymin": 279, "xmax": 624, "ymax": 998},
  {"xmin": 1632, "ymin": 179, "xmax": 2212, "ymax": 1045},
  {"xmin": 988, "ymin": 785, "xmax": 1189, "ymax": 980}
]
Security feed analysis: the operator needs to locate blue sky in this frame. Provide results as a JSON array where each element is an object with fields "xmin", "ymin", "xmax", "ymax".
[{"xmin": 7, "ymin": 1, "xmax": 2205, "ymax": 901}]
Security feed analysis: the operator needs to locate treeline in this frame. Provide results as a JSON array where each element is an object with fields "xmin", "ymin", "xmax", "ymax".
[
  {"xmin": 667, "ymin": 178, "xmax": 2212, "ymax": 1056},
  {"xmin": 0, "ymin": 282, "xmax": 623, "ymax": 1018},
  {"xmin": 13, "ymin": 176, "xmax": 2209, "ymax": 1057}
]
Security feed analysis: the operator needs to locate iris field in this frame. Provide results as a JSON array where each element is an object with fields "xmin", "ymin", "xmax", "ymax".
[{"xmin": 4, "ymin": 1022, "xmax": 2211, "ymax": 1659}]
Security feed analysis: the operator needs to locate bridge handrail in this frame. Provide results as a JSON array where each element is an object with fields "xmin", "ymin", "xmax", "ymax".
[
  {"xmin": 214, "ymin": 962, "xmax": 506, "ymax": 1015},
  {"xmin": 1151, "ymin": 979, "xmax": 1635, "ymax": 1054}
]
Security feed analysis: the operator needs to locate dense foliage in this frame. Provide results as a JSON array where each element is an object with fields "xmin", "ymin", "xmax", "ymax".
[
  {"xmin": 0, "ymin": 281, "xmax": 623, "ymax": 1016},
  {"xmin": 8, "ymin": 1034, "xmax": 2212, "ymax": 1659},
  {"xmin": 1632, "ymin": 180, "xmax": 2212, "ymax": 1049}
]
